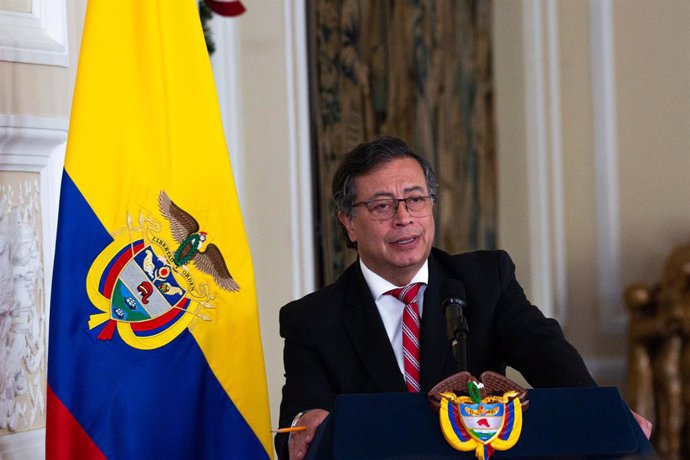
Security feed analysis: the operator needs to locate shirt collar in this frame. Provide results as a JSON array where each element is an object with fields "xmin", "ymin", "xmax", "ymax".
[{"xmin": 359, "ymin": 258, "xmax": 429, "ymax": 301}]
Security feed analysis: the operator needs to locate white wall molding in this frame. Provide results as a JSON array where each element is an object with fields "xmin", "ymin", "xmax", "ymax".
[
  {"xmin": 0, "ymin": 115, "xmax": 68, "ymax": 169},
  {"xmin": 545, "ymin": 0, "xmax": 567, "ymax": 324},
  {"xmin": 590, "ymin": 0, "xmax": 625, "ymax": 334},
  {"xmin": 210, "ymin": 15, "xmax": 244, "ymax": 205},
  {"xmin": 284, "ymin": 0, "xmax": 315, "ymax": 297},
  {"xmin": 0, "ymin": 0, "xmax": 68, "ymax": 66},
  {"xmin": 521, "ymin": 0, "xmax": 567, "ymax": 323}
]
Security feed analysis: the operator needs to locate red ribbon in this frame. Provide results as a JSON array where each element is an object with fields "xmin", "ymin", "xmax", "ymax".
[{"xmin": 204, "ymin": 0, "xmax": 246, "ymax": 17}]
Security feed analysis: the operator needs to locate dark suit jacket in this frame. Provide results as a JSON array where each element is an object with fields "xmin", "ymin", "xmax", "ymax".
[{"xmin": 275, "ymin": 249, "xmax": 595, "ymax": 457}]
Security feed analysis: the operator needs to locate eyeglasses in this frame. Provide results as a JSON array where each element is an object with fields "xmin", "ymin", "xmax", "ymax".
[{"xmin": 353, "ymin": 195, "xmax": 436, "ymax": 220}]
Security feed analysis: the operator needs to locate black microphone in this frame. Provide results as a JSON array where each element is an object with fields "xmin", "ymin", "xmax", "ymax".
[{"xmin": 442, "ymin": 280, "xmax": 468, "ymax": 372}]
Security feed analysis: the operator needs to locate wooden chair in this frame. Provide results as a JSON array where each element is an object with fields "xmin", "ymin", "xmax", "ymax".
[{"xmin": 625, "ymin": 244, "xmax": 690, "ymax": 460}]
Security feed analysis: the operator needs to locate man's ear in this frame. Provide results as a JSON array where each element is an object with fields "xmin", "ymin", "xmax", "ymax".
[{"xmin": 337, "ymin": 211, "xmax": 357, "ymax": 244}]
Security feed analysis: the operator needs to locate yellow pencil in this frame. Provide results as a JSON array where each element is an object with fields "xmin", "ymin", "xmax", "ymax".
[{"xmin": 272, "ymin": 426, "xmax": 308, "ymax": 434}]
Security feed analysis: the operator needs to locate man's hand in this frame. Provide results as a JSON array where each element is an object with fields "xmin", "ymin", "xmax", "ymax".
[{"xmin": 288, "ymin": 409, "xmax": 329, "ymax": 460}]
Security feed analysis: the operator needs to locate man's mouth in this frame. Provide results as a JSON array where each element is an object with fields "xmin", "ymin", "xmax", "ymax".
[{"xmin": 393, "ymin": 236, "xmax": 417, "ymax": 246}]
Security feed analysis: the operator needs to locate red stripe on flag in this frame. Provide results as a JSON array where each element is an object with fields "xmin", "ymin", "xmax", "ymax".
[{"xmin": 46, "ymin": 386, "xmax": 106, "ymax": 460}]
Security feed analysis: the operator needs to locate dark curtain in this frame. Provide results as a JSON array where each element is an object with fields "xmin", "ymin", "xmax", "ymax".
[{"xmin": 309, "ymin": 0, "xmax": 496, "ymax": 285}]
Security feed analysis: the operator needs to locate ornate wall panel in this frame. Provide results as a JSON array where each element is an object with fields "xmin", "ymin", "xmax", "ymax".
[
  {"xmin": 0, "ymin": 172, "xmax": 45, "ymax": 434},
  {"xmin": 0, "ymin": 115, "xmax": 66, "ymax": 456}
]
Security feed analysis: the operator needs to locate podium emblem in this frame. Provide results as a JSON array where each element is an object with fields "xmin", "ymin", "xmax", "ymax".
[{"xmin": 438, "ymin": 384, "xmax": 523, "ymax": 460}]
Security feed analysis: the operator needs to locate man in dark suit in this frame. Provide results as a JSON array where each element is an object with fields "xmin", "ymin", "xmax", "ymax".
[{"xmin": 276, "ymin": 137, "xmax": 595, "ymax": 460}]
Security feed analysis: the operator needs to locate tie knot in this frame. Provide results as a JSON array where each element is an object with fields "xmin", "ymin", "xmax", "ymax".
[{"xmin": 387, "ymin": 282, "xmax": 423, "ymax": 305}]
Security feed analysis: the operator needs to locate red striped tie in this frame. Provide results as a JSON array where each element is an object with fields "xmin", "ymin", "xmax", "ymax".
[{"xmin": 386, "ymin": 283, "xmax": 423, "ymax": 392}]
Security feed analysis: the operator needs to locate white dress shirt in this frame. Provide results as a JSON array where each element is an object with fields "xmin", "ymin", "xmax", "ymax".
[{"xmin": 359, "ymin": 259, "xmax": 429, "ymax": 374}]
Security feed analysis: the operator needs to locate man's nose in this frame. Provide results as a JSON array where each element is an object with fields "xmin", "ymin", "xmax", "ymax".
[{"xmin": 392, "ymin": 200, "xmax": 413, "ymax": 223}]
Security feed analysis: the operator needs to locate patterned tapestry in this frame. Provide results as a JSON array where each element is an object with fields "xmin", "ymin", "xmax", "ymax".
[{"xmin": 309, "ymin": 0, "xmax": 496, "ymax": 285}]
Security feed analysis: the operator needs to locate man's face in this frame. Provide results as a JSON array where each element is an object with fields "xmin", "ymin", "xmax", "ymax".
[{"xmin": 338, "ymin": 157, "xmax": 435, "ymax": 286}]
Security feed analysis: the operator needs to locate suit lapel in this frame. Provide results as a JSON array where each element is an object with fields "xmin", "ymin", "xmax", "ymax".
[
  {"xmin": 420, "ymin": 254, "xmax": 455, "ymax": 391},
  {"xmin": 341, "ymin": 265, "xmax": 407, "ymax": 393}
]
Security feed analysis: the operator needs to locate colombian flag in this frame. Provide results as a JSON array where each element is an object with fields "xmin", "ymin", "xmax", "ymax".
[{"xmin": 46, "ymin": 1, "xmax": 271, "ymax": 458}]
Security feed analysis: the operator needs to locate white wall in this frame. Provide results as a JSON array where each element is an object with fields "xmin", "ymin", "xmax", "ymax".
[{"xmin": 495, "ymin": 0, "xmax": 690, "ymax": 387}]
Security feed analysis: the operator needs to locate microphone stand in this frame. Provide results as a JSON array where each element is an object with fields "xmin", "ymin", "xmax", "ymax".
[{"xmin": 452, "ymin": 315, "xmax": 469, "ymax": 373}]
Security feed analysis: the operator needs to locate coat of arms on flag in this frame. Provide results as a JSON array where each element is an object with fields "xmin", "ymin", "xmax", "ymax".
[{"xmin": 86, "ymin": 191, "xmax": 238, "ymax": 350}]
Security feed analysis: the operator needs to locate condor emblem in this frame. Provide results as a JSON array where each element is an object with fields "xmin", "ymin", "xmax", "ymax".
[
  {"xmin": 86, "ymin": 191, "xmax": 238, "ymax": 350},
  {"xmin": 438, "ymin": 381, "xmax": 523, "ymax": 460}
]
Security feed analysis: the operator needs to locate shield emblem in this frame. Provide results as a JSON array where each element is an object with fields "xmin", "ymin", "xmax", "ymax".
[
  {"xmin": 87, "ymin": 237, "xmax": 200, "ymax": 349},
  {"xmin": 439, "ymin": 392, "xmax": 523, "ymax": 460},
  {"xmin": 458, "ymin": 402, "xmax": 505, "ymax": 444},
  {"xmin": 110, "ymin": 245, "xmax": 187, "ymax": 322}
]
